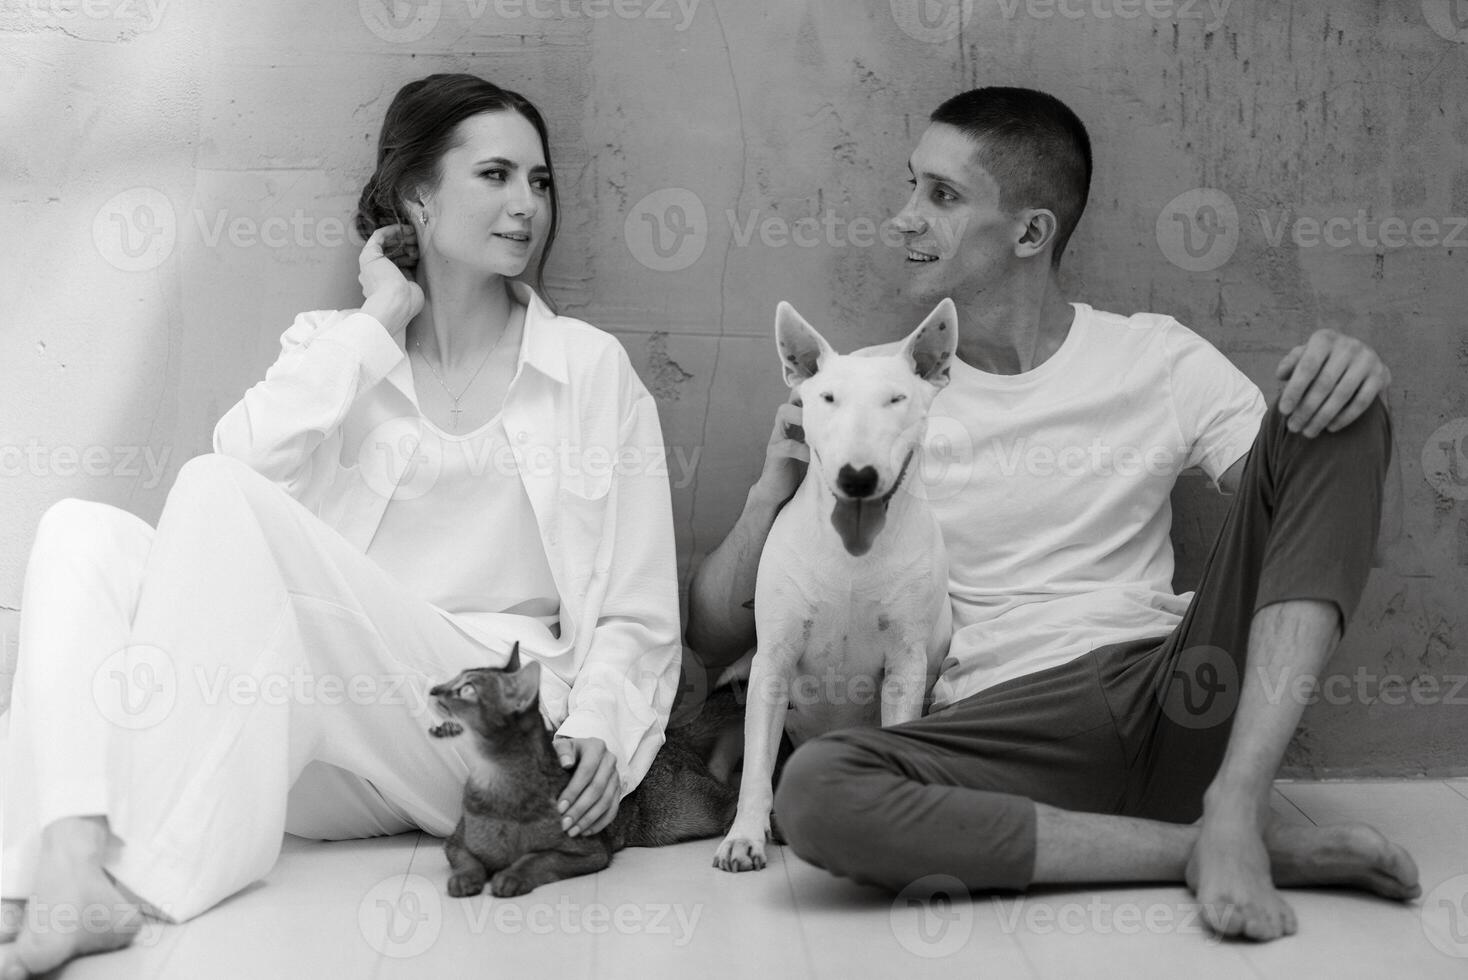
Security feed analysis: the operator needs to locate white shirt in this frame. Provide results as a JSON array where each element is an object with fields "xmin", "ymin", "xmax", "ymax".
[
  {"xmin": 213, "ymin": 283, "xmax": 680, "ymax": 795},
  {"xmin": 904, "ymin": 303, "xmax": 1266, "ymax": 707}
]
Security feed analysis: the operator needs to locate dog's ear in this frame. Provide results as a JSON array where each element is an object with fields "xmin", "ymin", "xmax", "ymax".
[
  {"xmin": 775, "ymin": 302, "xmax": 835, "ymax": 387},
  {"xmin": 899, "ymin": 297, "xmax": 959, "ymax": 388}
]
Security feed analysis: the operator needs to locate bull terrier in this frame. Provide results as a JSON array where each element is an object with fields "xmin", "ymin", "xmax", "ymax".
[{"xmin": 712, "ymin": 299, "xmax": 957, "ymax": 873}]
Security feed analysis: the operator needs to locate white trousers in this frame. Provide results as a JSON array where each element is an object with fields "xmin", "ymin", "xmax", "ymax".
[{"xmin": 1, "ymin": 453, "xmax": 522, "ymax": 922}]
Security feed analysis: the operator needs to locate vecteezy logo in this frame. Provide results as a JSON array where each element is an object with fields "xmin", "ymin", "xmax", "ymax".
[
  {"xmin": 356, "ymin": 417, "xmax": 442, "ymax": 502},
  {"xmin": 1422, "ymin": 418, "xmax": 1468, "ymax": 500},
  {"xmin": 1422, "ymin": 1, "xmax": 1468, "ymax": 42},
  {"xmin": 1155, "ymin": 188, "xmax": 1240, "ymax": 273},
  {"xmin": 890, "ymin": 874, "xmax": 974, "ymax": 958},
  {"xmin": 624, "ymin": 188, "xmax": 707, "ymax": 272},
  {"xmin": 92, "ymin": 188, "xmax": 176, "ymax": 272},
  {"xmin": 359, "ymin": 0, "xmax": 441, "ymax": 43},
  {"xmin": 358, "ymin": 873, "xmax": 442, "ymax": 958},
  {"xmin": 889, "ymin": 0, "xmax": 976, "ymax": 44},
  {"xmin": 93, "ymin": 644, "xmax": 177, "ymax": 730},
  {"xmin": 1421, "ymin": 873, "xmax": 1468, "ymax": 958},
  {"xmin": 1157, "ymin": 645, "xmax": 1239, "ymax": 730}
]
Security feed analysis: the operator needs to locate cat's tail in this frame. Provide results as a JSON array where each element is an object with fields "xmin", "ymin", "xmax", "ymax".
[{"xmin": 608, "ymin": 711, "xmax": 739, "ymax": 851}]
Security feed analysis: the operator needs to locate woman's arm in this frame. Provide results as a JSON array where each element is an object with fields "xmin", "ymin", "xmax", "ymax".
[
  {"xmin": 212, "ymin": 308, "xmax": 403, "ymax": 495},
  {"xmin": 213, "ymin": 227, "xmax": 422, "ymax": 497},
  {"xmin": 553, "ymin": 372, "xmax": 682, "ymax": 799}
]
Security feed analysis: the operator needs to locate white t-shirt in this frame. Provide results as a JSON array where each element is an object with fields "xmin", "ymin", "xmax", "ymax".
[
  {"xmin": 910, "ymin": 303, "xmax": 1266, "ymax": 708},
  {"xmin": 364, "ymin": 336, "xmax": 563, "ymax": 658},
  {"xmin": 365, "ymin": 410, "xmax": 562, "ymax": 637}
]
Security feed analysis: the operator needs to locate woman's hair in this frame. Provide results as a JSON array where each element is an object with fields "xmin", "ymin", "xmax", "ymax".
[{"xmin": 355, "ymin": 73, "xmax": 559, "ymax": 298}]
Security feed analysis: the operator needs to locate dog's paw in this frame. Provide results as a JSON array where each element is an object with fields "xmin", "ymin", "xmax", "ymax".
[
  {"xmin": 713, "ymin": 834, "xmax": 768, "ymax": 873},
  {"xmin": 490, "ymin": 869, "xmax": 534, "ymax": 897},
  {"xmin": 447, "ymin": 870, "xmax": 486, "ymax": 897}
]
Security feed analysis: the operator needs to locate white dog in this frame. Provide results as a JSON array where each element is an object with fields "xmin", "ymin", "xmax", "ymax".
[{"xmin": 713, "ymin": 299, "xmax": 957, "ymax": 873}]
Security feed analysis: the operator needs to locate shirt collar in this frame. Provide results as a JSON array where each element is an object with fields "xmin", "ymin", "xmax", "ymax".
[{"xmin": 510, "ymin": 280, "xmax": 570, "ymax": 385}]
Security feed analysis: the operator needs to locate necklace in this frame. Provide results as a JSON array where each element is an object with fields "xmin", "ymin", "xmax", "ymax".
[{"xmin": 412, "ymin": 319, "xmax": 515, "ymax": 431}]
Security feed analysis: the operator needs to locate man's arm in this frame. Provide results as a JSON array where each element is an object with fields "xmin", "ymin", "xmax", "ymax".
[
  {"xmin": 685, "ymin": 401, "xmax": 807, "ymax": 669},
  {"xmin": 1214, "ymin": 330, "xmax": 1391, "ymax": 498}
]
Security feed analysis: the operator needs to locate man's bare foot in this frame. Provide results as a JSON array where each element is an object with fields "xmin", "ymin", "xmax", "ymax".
[
  {"xmin": 1266, "ymin": 821, "xmax": 1421, "ymax": 900},
  {"xmin": 0, "ymin": 817, "xmax": 142, "ymax": 978},
  {"xmin": 1187, "ymin": 802, "xmax": 1296, "ymax": 941},
  {"xmin": 1187, "ymin": 797, "xmax": 1423, "ymax": 943}
]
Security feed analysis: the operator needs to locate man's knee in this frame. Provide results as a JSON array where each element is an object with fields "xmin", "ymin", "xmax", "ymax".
[
  {"xmin": 1265, "ymin": 395, "xmax": 1392, "ymax": 462},
  {"xmin": 773, "ymin": 735, "xmax": 874, "ymax": 868}
]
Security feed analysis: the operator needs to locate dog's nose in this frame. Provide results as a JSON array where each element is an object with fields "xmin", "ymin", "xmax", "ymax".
[{"xmin": 836, "ymin": 464, "xmax": 879, "ymax": 498}]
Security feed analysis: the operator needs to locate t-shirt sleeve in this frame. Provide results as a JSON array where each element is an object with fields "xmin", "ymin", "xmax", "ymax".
[{"xmin": 1163, "ymin": 320, "xmax": 1267, "ymax": 486}]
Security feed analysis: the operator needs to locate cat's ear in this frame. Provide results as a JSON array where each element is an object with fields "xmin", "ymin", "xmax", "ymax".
[
  {"xmin": 505, "ymin": 659, "xmax": 541, "ymax": 715},
  {"xmin": 504, "ymin": 641, "xmax": 521, "ymax": 672}
]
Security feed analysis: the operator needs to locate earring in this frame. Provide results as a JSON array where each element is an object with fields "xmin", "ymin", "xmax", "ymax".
[{"xmin": 420, "ymin": 209, "xmax": 430, "ymax": 225}]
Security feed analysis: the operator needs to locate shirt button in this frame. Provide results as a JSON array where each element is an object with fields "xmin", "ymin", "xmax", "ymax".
[{"xmin": 517, "ymin": 430, "xmax": 529, "ymax": 444}]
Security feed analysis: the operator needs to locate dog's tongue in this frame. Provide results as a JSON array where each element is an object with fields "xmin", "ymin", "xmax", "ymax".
[{"xmin": 830, "ymin": 498, "xmax": 888, "ymax": 556}]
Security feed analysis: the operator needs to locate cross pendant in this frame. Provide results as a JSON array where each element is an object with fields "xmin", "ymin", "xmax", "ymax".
[{"xmin": 449, "ymin": 405, "xmax": 463, "ymax": 431}]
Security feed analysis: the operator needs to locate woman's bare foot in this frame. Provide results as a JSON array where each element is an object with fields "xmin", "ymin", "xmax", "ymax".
[{"xmin": 0, "ymin": 817, "xmax": 142, "ymax": 978}]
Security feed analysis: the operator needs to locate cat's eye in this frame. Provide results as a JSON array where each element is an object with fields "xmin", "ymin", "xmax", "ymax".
[{"xmin": 457, "ymin": 683, "xmax": 477, "ymax": 700}]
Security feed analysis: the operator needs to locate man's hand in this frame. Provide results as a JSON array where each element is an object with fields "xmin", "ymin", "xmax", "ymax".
[
  {"xmin": 685, "ymin": 394, "xmax": 809, "ymax": 666},
  {"xmin": 554, "ymin": 737, "xmax": 619, "ymax": 837},
  {"xmin": 749, "ymin": 395, "xmax": 809, "ymax": 510},
  {"xmin": 1275, "ymin": 330, "xmax": 1391, "ymax": 438}
]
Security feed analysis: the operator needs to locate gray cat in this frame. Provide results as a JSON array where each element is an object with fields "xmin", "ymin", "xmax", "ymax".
[{"xmin": 428, "ymin": 643, "xmax": 737, "ymax": 897}]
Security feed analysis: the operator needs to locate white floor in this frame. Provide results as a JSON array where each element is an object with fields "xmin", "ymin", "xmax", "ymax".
[{"xmin": 33, "ymin": 779, "xmax": 1468, "ymax": 979}]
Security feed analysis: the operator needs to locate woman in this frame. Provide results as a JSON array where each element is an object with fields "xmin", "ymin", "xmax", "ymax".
[{"xmin": 0, "ymin": 73, "xmax": 681, "ymax": 977}]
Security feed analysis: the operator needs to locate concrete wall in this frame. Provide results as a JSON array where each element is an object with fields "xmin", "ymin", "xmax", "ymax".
[{"xmin": 1, "ymin": 0, "xmax": 1464, "ymax": 775}]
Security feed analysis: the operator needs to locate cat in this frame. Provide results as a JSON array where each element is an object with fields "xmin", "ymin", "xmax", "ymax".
[{"xmin": 427, "ymin": 642, "xmax": 738, "ymax": 897}]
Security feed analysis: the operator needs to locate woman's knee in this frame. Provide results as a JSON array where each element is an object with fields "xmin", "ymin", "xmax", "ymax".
[
  {"xmin": 170, "ymin": 452, "xmax": 260, "ymax": 499},
  {"xmin": 165, "ymin": 454, "xmax": 287, "ymax": 527},
  {"xmin": 33, "ymin": 497, "xmax": 149, "ymax": 561}
]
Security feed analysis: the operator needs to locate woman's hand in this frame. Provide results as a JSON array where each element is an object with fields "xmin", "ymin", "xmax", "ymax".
[
  {"xmin": 357, "ymin": 224, "xmax": 424, "ymax": 340},
  {"xmin": 553, "ymin": 736, "xmax": 620, "ymax": 837}
]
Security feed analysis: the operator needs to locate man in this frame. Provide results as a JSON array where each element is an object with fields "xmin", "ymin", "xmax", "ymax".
[{"xmin": 686, "ymin": 87, "xmax": 1416, "ymax": 942}]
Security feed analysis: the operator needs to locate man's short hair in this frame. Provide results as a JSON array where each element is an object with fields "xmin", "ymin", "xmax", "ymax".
[{"xmin": 930, "ymin": 87, "xmax": 1092, "ymax": 269}]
